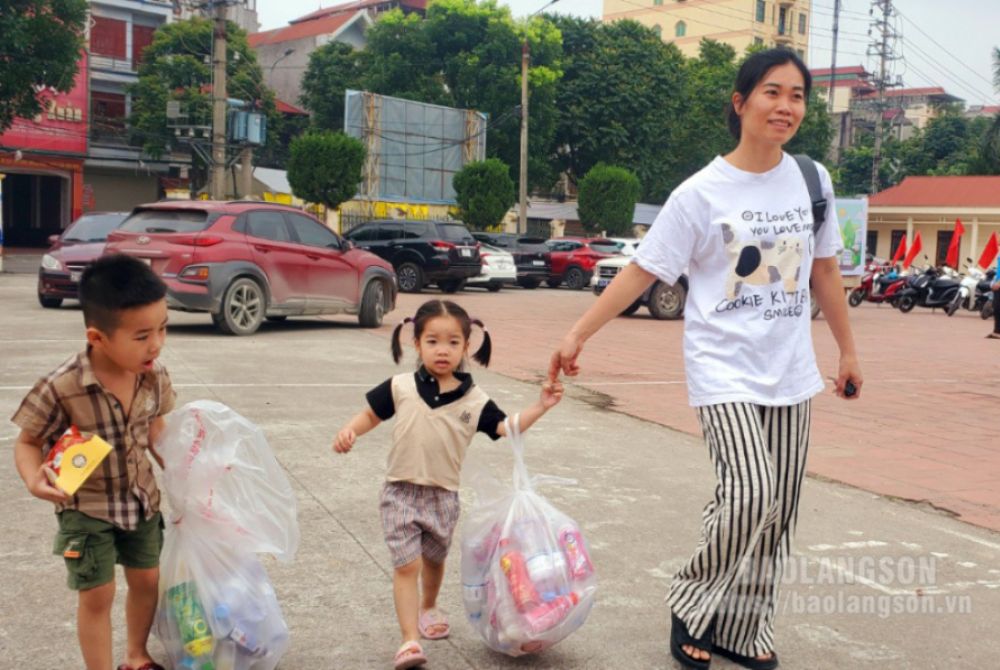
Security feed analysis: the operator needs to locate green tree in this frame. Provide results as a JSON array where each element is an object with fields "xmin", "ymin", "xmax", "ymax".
[
  {"xmin": 299, "ymin": 42, "xmax": 363, "ymax": 131},
  {"xmin": 785, "ymin": 88, "xmax": 834, "ymax": 161},
  {"xmin": 576, "ymin": 164, "xmax": 641, "ymax": 236},
  {"xmin": 286, "ymin": 131, "xmax": 366, "ymax": 210},
  {"xmin": 128, "ymin": 18, "xmax": 277, "ymax": 186},
  {"xmin": 551, "ymin": 17, "xmax": 686, "ymax": 203},
  {"xmin": 0, "ymin": 0, "xmax": 87, "ymax": 132},
  {"xmin": 452, "ymin": 158, "xmax": 515, "ymax": 230}
]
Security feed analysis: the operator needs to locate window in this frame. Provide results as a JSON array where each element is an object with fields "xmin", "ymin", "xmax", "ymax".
[
  {"xmin": 122, "ymin": 209, "xmax": 211, "ymax": 234},
  {"xmin": 288, "ymin": 213, "xmax": 340, "ymax": 248},
  {"xmin": 799, "ymin": 13, "xmax": 807, "ymax": 35},
  {"xmin": 653, "ymin": 24, "xmax": 662, "ymax": 38},
  {"xmin": 377, "ymin": 223, "xmax": 403, "ymax": 241},
  {"xmin": 675, "ymin": 21, "xmax": 686, "ymax": 38},
  {"xmin": 437, "ymin": 223, "xmax": 475, "ymax": 244},
  {"xmin": 754, "ymin": 36, "xmax": 764, "ymax": 46},
  {"xmin": 133, "ymin": 25, "xmax": 156, "ymax": 65},
  {"xmin": 92, "ymin": 92, "xmax": 126, "ymax": 120},
  {"xmin": 246, "ymin": 211, "xmax": 291, "ymax": 242},
  {"xmin": 935, "ymin": 230, "xmax": 951, "ymax": 267},
  {"xmin": 346, "ymin": 224, "xmax": 378, "ymax": 242},
  {"xmin": 90, "ymin": 16, "xmax": 127, "ymax": 58},
  {"xmin": 756, "ymin": 0, "xmax": 766, "ymax": 23},
  {"xmin": 890, "ymin": 230, "xmax": 906, "ymax": 259},
  {"xmin": 778, "ymin": 7, "xmax": 788, "ymax": 34},
  {"xmin": 866, "ymin": 230, "xmax": 878, "ymax": 259},
  {"xmin": 654, "ymin": 0, "xmax": 663, "ymax": 5}
]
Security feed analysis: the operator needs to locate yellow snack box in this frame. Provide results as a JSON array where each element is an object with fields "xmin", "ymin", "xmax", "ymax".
[{"xmin": 44, "ymin": 426, "xmax": 113, "ymax": 495}]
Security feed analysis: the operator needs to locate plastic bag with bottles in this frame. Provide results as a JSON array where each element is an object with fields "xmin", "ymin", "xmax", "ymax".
[
  {"xmin": 153, "ymin": 401, "xmax": 299, "ymax": 670},
  {"xmin": 460, "ymin": 415, "xmax": 596, "ymax": 657}
]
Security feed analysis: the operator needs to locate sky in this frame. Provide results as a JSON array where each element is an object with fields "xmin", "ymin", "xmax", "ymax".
[{"xmin": 255, "ymin": 0, "xmax": 998, "ymax": 105}]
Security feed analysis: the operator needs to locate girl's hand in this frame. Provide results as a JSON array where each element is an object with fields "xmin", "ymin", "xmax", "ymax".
[
  {"xmin": 549, "ymin": 333, "xmax": 584, "ymax": 381},
  {"xmin": 333, "ymin": 428, "xmax": 356, "ymax": 453},
  {"xmin": 540, "ymin": 380, "xmax": 564, "ymax": 409},
  {"xmin": 28, "ymin": 464, "xmax": 69, "ymax": 504},
  {"xmin": 833, "ymin": 354, "xmax": 863, "ymax": 400}
]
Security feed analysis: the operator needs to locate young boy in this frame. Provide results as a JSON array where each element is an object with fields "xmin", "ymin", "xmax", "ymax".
[{"xmin": 12, "ymin": 254, "xmax": 176, "ymax": 670}]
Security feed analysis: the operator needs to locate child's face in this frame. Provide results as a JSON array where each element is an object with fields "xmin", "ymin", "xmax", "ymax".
[
  {"xmin": 414, "ymin": 315, "xmax": 468, "ymax": 377},
  {"xmin": 87, "ymin": 299, "xmax": 169, "ymax": 375}
]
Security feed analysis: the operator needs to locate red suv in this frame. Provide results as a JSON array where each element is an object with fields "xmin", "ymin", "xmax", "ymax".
[
  {"xmin": 105, "ymin": 201, "xmax": 397, "ymax": 335},
  {"xmin": 544, "ymin": 237, "xmax": 619, "ymax": 290}
]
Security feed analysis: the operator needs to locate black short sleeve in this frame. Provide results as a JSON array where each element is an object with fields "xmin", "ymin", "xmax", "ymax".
[
  {"xmin": 365, "ymin": 379, "xmax": 395, "ymax": 421},
  {"xmin": 476, "ymin": 400, "xmax": 507, "ymax": 441}
]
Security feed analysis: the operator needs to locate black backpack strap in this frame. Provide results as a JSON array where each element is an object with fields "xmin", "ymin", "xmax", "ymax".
[{"xmin": 792, "ymin": 154, "xmax": 828, "ymax": 235}]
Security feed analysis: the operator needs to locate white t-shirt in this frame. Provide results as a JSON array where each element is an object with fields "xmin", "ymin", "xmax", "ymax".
[{"xmin": 633, "ymin": 153, "xmax": 844, "ymax": 407}]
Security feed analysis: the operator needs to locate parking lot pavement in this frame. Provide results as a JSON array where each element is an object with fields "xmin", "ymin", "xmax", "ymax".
[{"xmin": 2, "ymin": 273, "xmax": 999, "ymax": 669}]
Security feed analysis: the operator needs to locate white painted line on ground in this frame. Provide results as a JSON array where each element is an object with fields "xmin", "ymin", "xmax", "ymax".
[{"xmin": 932, "ymin": 526, "xmax": 1000, "ymax": 552}]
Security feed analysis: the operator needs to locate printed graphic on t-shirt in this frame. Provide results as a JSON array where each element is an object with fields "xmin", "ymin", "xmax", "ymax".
[{"xmin": 717, "ymin": 206, "xmax": 816, "ymax": 321}]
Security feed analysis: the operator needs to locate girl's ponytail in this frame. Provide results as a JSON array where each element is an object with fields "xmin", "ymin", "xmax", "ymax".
[
  {"xmin": 391, "ymin": 317, "xmax": 413, "ymax": 364},
  {"xmin": 471, "ymin": 318, "xmax": 492, "ymax": 367}
]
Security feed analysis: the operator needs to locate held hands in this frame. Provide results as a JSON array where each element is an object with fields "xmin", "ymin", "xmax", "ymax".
[
  {"xmin": 540, "ymin": 379, "xmax": 564, "ymax": 410},
  {"xmin": 332, "ymin": 427, "xmax": 357, "ymax": 454},
  {"xmin": 833, "ymin": 354, "xmax": 863, "ymax": 400},
  {"xmin": 28, "ymin": 464, "xmax": 70, "ymax": 504},
  {"xmin": 548, "ymin": 333, "xmax": 584, "ymax": 382}
]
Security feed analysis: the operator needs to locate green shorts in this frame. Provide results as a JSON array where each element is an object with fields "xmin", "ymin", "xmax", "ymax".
[{"xmin": 53, "ymin": 510, "xmax": 164, "ymax": 591}]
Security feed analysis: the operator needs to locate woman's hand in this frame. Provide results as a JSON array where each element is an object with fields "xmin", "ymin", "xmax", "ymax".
[
  {"xmin": 548, "ymin": 333, "xmax": 584, "ymax": 381},
  {"xmin": 833, "ymin": 354, "xmax": 863, "ymax": 400}
]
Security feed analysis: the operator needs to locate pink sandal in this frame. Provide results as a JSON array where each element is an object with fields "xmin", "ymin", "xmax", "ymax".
[
  {"xmin": 418, "ymin": 608, "xmax": 451, "ymax": 640},
  {"xmin": 394, "ymin": 641, "xmax": 427, "ymax": 669}
]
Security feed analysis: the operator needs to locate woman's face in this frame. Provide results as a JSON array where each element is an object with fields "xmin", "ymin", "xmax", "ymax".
[{"xmin": 733, "ymin": 62, "xmax": 806, "ymax": 147}]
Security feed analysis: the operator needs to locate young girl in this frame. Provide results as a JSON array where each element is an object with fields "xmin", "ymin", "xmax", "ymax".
[
  {"xmin": 333, "ymin": 299, "xmax": 563, "ymax": 669},
  {"xmin": 550, "ymin": 49, "xmax": 862, "ymax": 669}
]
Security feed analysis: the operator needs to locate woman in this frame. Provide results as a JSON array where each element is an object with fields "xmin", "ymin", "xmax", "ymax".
[{"xmin": 549, "ymin": 49, "xmax": 862, "ymax": 669}]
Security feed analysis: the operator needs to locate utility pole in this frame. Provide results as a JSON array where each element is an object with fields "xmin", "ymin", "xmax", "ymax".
[
  {"xmin": 518, "ymin": 40, "xmax": 529, "ymax": 235},
  {"xmin": 828, "ymin": 0, "xmax": 840, "ymax": 115},
  {"xmin": 868, "ymin": 0, "xmax": 897, "ymax": 195},
  {"xmin": 210, "ymin": 0, "xmax": 228, "ymax": 199},
  {"xmin": 518, "ymin": 0, "xmax": 560, "ymax": 236}
]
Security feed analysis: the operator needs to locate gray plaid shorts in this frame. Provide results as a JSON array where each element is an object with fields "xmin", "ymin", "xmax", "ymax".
[{"xmin": 379, "ymin": 481, "xmax": 461, "ymax": 568}]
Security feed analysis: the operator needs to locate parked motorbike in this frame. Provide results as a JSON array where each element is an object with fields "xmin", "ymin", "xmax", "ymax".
[
  {"xmin": 848, "ymin": 264, "xmax": 907, "ymax": 307},
  {"xmin": 983, "ymin": 287, "xmax": 995, "ymax": 321},
  {"xmin": 896, "ymin": 266, "xmax": 962, "ymax": 313},
  {"xmin": 945, "ymin": 258, "xmax": 995, "ymax": 316}
]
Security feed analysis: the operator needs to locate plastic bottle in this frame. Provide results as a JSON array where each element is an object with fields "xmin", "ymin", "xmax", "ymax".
[
  {"xmin": 166, "ymin": 581, "xmax": 214, "ymax": 659},
  {"xmin": 558, "ymin": 526, "xmax": 594, "ymax": 581},
  {"xmin": 498, "ymin": 539, "xmax": 540, "ymax": 612},
  {"xmin": 462, "ymin": 581, "xmax": 487, "ymax": 621},
  {"xmin": 525, "ymin": 551, "xmax": 568, "ymax": 601},
  {"xmin": 523, "ymin": 593, "xmax": 579, "ymax": 634},
  {"xmin": 178, "ymin": 655, "xmax": 215, "ymax": 670},
  {"xmin": 213, "ymin": 603, "xmax": 266, "ymax": 657}
]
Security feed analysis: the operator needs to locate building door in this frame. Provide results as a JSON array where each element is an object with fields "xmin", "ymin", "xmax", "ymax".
[
  {"xmin": 936, "ymin": 230, "xmax": 952, "ymax": 267},
  {"xmin": 1, "ymin": 172, "xmax": 68, "ymax": 247},
  {"xmin": 890, "ymin": 229, "xmax": 906, "ymax": 260},
  {"xmin": 867, "ymin": 230, "xmax": 878, "ymax": 261}
]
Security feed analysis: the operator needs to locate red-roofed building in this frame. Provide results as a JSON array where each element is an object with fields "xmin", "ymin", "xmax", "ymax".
[
  {"xmin": 251, "ymin": 1, "xmax": 427, "ymax": 114},
  {"xmin": 252, "ymin": 9, "xmax": 373, "ymax": 107},
  {"xmin": 867, "ymin": 176, "xmax": 1000, "ymax": 267},
  {"xmin": 965, "ymin": 104, "xmax": 1000, "ymax": 120}
]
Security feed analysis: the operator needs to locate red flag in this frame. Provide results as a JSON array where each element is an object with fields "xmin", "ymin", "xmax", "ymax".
[
  {"xmin": 902, "ymin": 232, "xmax": 923, "ymax": 268},
  {"xmin": 945, "ymin": 218, "xmax": 965, "ymax": 268},
  {"xmin": 978, "ymin": 232, "xmax": 999, "ymax": 269},
  {"xmin": 890, "ymin": 234, "xmax": 907, "ymax": 263}
]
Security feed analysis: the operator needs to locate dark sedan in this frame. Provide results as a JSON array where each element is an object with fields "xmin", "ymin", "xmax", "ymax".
[{"xmin": 38, "ymin": 212, "xmax": 129, "ymax": 308}]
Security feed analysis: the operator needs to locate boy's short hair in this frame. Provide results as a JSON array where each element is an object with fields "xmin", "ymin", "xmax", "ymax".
[{"xmin": 79, "ymin": 254, "xmax": 167, "ymax": 333}]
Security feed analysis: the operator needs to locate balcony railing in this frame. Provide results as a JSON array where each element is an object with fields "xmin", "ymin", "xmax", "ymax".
[{"xmin": 90, "ymin": 54, "xmax": 136, "ymax": 74}]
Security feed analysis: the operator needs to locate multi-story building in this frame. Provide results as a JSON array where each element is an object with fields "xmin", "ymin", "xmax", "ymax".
[
  {"xmin": 811, "ymin": 65, "xmax": 876, "ymax": 160},
  {"xmin": 86, "ymin": 0, "xmax": 182, "ymax": 210},
  {"xmin": 250, "ymin": 1, "xmax": 425, "ymax": 108},
  {"xmin": 173, "ymin": 0, "xmax": 260, "ymax": 34},
  {"xmin": 602, "ymin": 0, "xmax": 811, "ymax": 60},
  {"xmin": 852, "ymin": 87, "xmax": 964, "ymax": 142}
]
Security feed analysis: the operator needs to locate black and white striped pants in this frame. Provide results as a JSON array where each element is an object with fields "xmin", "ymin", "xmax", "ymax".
[{"xmin": 667, "ymin": 400, "xmax": 811, "ymax": 657}]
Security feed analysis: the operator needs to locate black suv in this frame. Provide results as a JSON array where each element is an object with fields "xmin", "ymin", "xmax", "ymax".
[
  {"xmin": 345, "ymin": 219, "xmax": 482, "ymax": 293},
  {"xmin": 470, "ymin": 232, "xmax": 551, "ymax": 289}
]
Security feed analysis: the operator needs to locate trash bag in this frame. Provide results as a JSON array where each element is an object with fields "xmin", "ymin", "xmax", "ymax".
[
  {"xmin": 460, "ymin": 415, "xmax": 596, "ymax": 657},
  {"xmin": 153, "ymin": 401, "xmax": 298, "ymax": 670}
]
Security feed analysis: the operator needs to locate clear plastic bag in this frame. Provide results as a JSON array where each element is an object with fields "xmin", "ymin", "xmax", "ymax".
[
  {"xmin": 153, "ymin": 401, "xmax": 299, "ymax": 670},
  {"xmin": 460, "ymin": 415, "xmax": 597, "ymax": 657}
]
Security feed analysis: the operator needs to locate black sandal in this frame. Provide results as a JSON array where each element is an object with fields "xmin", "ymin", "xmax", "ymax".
[
  {"xmin": 712, "ymin": 645, "xmax": 779, "ymax": 670},
  {"xmin": 670, "ymin": 613, "xmax": 714, "ymax": 669}
]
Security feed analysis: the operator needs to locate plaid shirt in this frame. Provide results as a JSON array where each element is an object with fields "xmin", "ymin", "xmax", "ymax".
[{"xmin": 11, "ymin": 349, "xmax": 176, "ymax": 530}]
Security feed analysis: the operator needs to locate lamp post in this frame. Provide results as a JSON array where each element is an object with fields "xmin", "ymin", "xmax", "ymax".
[
  {"xmin": 518, "ymin": 0, "xmax": 560, "ymax": 235},
  {"xmin": 268, "ymin": 47, "xmax": 296, "ymax": 93}
]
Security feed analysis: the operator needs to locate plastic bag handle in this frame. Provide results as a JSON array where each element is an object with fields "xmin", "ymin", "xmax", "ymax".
[{"xmin": 504, "ymin": 414, "xmax": 531, "ymax": 491}]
